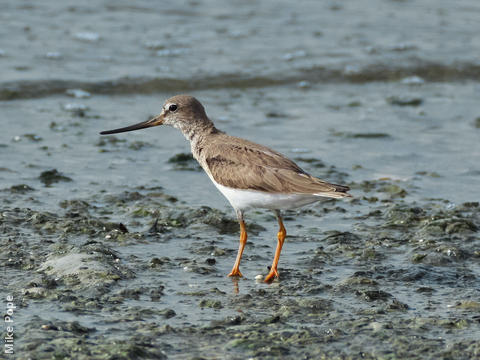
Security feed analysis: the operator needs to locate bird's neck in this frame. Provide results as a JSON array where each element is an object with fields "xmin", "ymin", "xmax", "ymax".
[
  {"xmin": 187, "ymin": 125, "xmax": 221, "ymax": 160},
  {"xmin": 173, "ymin": 121, "xmax": 215, "ymax": 142},
  {"xmin": 175, "ymin": 119, "xmax": 216, "ymax": 142}
]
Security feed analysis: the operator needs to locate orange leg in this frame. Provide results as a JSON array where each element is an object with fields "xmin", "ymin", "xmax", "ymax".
[
  {"xmin": 228, "ymin": 211, "xmax": 247, "ymax": 277},
  {"xmin": 264, "ymin": 212, "xmax": 286, "ymax": 283}
]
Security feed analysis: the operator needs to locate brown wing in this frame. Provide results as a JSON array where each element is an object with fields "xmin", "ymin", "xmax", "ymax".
[{"xmin": 201, "ymin": 135, "xmax": 350, "ymax": 197}]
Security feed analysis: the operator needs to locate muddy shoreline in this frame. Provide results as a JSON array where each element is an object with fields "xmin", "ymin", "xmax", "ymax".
[
  {"xmin": 2, "ymin": 177, "xmax": 480, "ymax": 359},
  {"xmin": 2, "ymin": 61, "xmax": 480, "ymax": 101},
  {"xmin": 2, "ymin": 0, "xmax": 480, "ymax": 358}
]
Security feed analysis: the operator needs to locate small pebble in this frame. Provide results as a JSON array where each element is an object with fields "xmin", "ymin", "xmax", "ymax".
[
  {"xmin": 291, "ymin": 148, "xmax": 310, "ymax": 154},
  {"xmin": 386, "ymin": 96, "xmax": 423, "ymax": 107},
  {"xmin": 297, "ymin": 80, "xmax": 311, "ymax": 89},
  {"xmin": 205, "ymin": 258, "xmax": 216, "ymax": 265},
  {"xmin": 144, "ymin": 40, "xmax": 165, "ymax": 50},
  {"xmin": 344, "ymin": 64, "xmax": 361, "ymax": 75},
  {"xmin": 370, "ymin": 322, "xmax": 384, "ymax": 332},
  {"xmin": 74, "ymin": 32, "xmax": 100, "ymax": 42},
  {"xmin": 41, "ymin": 324, "xmax": 58, "ymax": 331},
  {"xmin": 66, "ymin": 89, "xmax": 91, "ymax": 99},
  {"xmin": 62, "ymin": 103, "xmax": 89, "ymax": 112},
  {"xmin": 401, "ymin": 76, "xmax": 425, "ymax": 85},
  {"xmin": 389, "ymin": 42, "xmax": 417, "ymax": 51},
  {"xmin": 283, "ymin": 50, "xmax": 306, "ymax": 61},
  {"xmin": 45, "ymin": 52, "xmax": 62, "ymax": 60},
  {"xmin": 156, "ymin": 48, "xmax": 189, "ymax": 57},
  {"xmin": 445, "ymin": 203, "xmax": 456, "ymax": 210}
]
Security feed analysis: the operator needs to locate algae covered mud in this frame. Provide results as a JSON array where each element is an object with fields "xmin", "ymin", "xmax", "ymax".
[{"xmin": 1, "ymin": 0, "xmax": 480, "ymax": 359}]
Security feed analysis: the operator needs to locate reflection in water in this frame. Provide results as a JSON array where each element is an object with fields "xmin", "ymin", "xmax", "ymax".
[{"xmin": 231, "ymin": 277, "xmax": 240, "ymax": 294}]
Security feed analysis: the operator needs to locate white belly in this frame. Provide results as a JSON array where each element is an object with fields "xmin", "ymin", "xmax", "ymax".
[{"xmin": 211, "ymin": 179, "xmax": 323, "ymax": 211}]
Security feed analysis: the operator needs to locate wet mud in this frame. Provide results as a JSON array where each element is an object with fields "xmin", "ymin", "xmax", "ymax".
[
  {"xmin": 2, "ymin": 0, "xmax": 480, "ymax": 359},
  {"xmin": 1, "ymin": 184, "xmax": 479, "ymax": 359}
]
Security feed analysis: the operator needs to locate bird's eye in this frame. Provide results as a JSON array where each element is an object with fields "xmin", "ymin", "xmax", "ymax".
[{"xmin": 169, "ymin": 104, "xmax": 178, "ymax": 112}]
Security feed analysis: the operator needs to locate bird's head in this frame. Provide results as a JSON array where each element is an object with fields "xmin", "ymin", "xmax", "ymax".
[{"xmin": 100, "ymin": 95, "xmax": 210, "ymax": 136}]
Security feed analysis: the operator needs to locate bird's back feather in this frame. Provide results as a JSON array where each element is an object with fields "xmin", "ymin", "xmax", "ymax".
[{"xmin": 195, "ymin": 132, "xmax": 351, "ymax": 198}]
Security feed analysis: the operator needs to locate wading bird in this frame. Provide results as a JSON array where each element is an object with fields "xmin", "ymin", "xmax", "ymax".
[{"xmin": 101, "ymin": 95, "xmax": 351, "ymax": 282}]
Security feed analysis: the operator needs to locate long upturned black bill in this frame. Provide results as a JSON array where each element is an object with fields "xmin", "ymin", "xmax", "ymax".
[{"xmin": 100, "ymin": 115, "xmax": 163, "ymax": 135}]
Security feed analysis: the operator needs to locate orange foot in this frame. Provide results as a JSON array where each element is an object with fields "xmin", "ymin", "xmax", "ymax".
[
  {"xmin": 264, "ymin": 268, "xmax": 279, "ymax": 283},
  {"xmin": 228, "ymin": 268, "xmax": 243, "ymax": 277}
]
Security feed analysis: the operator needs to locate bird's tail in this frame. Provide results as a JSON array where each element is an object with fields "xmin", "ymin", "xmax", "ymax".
[{"xmin": 315, "ymin": 183, "xmax": 352, "ymax": 199}]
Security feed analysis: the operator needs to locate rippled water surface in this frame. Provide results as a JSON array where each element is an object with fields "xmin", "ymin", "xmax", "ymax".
[{"xmin": 1, "ymin": 1, "xmax": 480, "ymax": 359}]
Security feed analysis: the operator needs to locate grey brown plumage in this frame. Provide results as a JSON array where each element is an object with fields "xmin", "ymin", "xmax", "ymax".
[{"xmin": 194, "ymin": 133, "xmax": 351, "ymax": 198}]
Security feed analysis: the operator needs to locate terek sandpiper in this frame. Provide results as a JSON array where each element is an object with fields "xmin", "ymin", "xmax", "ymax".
[{"xmin": 100, "ymin": 95, "xmax": 351, "ymax": 282}]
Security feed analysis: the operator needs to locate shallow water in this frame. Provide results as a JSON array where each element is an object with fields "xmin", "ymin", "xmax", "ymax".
[{"xmin": 1, "ymin": 0, "xmax": 480, "ymax": 359}]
